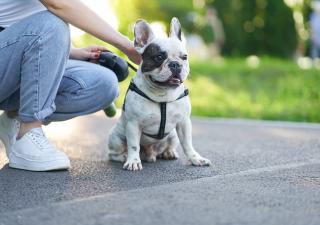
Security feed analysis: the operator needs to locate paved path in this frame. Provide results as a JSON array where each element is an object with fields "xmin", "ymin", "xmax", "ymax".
[{"xmin": 0, "ymin": 111, "xmax": 319, "ymax": 225}]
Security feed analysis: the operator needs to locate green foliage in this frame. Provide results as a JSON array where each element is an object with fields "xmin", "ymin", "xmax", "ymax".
[
  {"xmin": 186, "ymin": 58, "xmax": 320, "ymax": 122},
  {"xmin": 111, "ymin": 0, "xmax": 195, "ymax": 37},
  {"xmin": 207, "ymin": 0, "xmax": 298, "ymax": 57},
  {"xmin": 112, "ymin": 0, "xmax": 302, "ymax": 58}
]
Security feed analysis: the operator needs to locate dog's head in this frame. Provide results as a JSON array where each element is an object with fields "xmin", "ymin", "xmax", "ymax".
[{"xmin": 134, "ymin": 18, "xmax": 189, "ymax": 88}]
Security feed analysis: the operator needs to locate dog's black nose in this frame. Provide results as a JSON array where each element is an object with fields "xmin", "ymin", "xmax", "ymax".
[{"xmin": 168, "ymin": 61, "xmax": 181, "ymax": 74}]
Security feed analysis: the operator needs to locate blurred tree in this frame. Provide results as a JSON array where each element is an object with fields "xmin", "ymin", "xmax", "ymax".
[
  {"xmin": 111, "ymin": 0, "xmax": 196, "ymax": 38},
  {"xmin": 284, "ymin": 0, "xmax": 312, "ymax": 57},
  {"xmin": 111, "ymin": 0, "xmax": 313, "ymax": 58},
  {"xmin": 207, "ymin": 0, "xmax": 298, "ymax": 57}
]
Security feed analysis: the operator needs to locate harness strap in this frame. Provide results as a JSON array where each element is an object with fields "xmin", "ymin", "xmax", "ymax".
[
  {"xmin": 123, "ymin": 81, "xmax": 189, "ymax": 140},
  {"xmin": 129, "ymin": 82, "xmax": 154, "ymax": 102},
  {"xmin": 143, "ymin": 102, "xmax": 167, "ymax": 139}
]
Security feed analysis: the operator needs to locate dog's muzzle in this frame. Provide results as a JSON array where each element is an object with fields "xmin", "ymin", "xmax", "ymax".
[
  {"xmin": 150, "ymin": 73, "xmax": 183, "ymax": 87},
  {"xmin": 150, "ymin": 61, "xmax": 183, "ymax": 87}
]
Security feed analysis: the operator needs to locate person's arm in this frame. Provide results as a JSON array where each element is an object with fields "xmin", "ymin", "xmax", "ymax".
[{"xmin": 40, "ymin": 0, "xmax": 141, "ymax": 64}]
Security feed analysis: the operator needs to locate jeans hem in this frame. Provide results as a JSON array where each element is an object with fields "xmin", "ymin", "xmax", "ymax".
[{"xmin": 19, "ymin": 103, "xmax": 56, "ymax": 123}]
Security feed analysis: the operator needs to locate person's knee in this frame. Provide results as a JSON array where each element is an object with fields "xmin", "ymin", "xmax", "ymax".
[
  {"xmin": 60, "ymin": 62, "xmax": 120, "ymax": 113},
  {"xmin": 95, "ymin": 69, "xmax": 120, "ymax": 109},
  {"xmin": 102, "ymin": 74, "xmax": 120, "ymax": 108}
]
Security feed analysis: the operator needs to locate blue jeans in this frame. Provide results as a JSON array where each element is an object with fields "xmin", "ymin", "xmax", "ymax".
[{"xmin": 0, "ymin": 11, "xmax": 119, "ymax": 124}]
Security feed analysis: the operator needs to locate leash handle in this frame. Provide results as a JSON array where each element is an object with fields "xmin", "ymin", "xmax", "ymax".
[{"xmin": 104, "ymin": 102, "xmax": 117, "ymax": 117}]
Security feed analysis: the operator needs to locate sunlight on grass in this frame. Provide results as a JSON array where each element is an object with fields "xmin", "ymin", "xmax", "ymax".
[
  {"xmin": 187, "ymin": 75, "xmax": 266, "ymax": 118},
  {"xmin": 188, "ymin": 58, "xmax": 320, "ymax": 122}
]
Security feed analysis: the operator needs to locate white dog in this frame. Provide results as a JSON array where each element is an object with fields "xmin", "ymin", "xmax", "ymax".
[{"xmin": 108, "ymin": 18, "xmax": 211, "ymax": 171}]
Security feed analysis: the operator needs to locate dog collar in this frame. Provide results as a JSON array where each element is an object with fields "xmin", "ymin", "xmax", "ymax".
[{"xmin": 123, "ymin": 81, "xmax": 189, "ymax": 139}]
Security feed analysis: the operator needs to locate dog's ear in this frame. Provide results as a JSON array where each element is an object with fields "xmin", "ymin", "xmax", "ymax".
[
  {"xmin": 134, "ymin": 19, "xmax": 155, "ymax": 54},
  {"xmin": 169, "ymin": 17, "xmax": 182, "ymax": 41}
]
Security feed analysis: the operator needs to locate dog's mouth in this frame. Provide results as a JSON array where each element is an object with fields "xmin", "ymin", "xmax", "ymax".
[{"xmin": 149, "ymin": 74, "xmax": 182, "ymax": 87}]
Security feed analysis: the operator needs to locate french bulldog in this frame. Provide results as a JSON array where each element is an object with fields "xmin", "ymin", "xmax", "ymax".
[{"xmin": 108, "ymin": 17, "xmax": 211, "ymax": 171}]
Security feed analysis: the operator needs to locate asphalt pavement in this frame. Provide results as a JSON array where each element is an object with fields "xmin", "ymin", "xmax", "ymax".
[{"xmin": 0, "ymin": 111, "xmax": 319, "ymax": 225}]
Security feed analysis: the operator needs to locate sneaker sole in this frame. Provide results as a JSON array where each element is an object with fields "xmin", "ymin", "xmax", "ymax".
[{"xmin": 9, "ymin": 152, "xmax": 70, "ymax": 172}]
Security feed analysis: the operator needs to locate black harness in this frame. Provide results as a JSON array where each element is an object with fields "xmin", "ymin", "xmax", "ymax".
[
  {"xmin": 0, "ymin": 27, "xmax": 4, "ymax": 32},
  {"xmin": 123, "ymin": 81, "xmax": 189, "ymax": 139}
]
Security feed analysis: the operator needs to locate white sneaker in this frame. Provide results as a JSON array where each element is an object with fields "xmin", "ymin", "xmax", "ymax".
[
  {"xmin": 9, "ymin": 128, "xmax": 70, "ymax": 171},
  {"xmin": 0, "ymin": 112, "xmax": 20, "ymax": 157}
]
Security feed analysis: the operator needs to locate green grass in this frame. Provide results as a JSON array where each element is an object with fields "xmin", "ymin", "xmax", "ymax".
[
  {"xmin": 187, "ymin": 57, "xmax": 320, "ymax": 122},
  {"xmin": 116, "ymin": 57, "xmax": 320, "ymax": 123}
]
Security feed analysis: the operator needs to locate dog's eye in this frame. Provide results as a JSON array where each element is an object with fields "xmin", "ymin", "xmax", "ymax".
[
  {"xmin": 154, "ymin": 54, "xmax": 165, "ymax": 62},
  {"xmin": 181, "ymin": 54, "xmax": 188, "ymax": 60}
]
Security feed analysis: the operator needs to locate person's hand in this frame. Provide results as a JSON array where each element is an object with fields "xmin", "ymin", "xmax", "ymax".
[{"xmin": 70, "ymin": 45, "xmax": 108, "ymax": 61}]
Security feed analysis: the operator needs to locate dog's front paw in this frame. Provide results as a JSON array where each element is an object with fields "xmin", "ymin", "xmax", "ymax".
[
  {"xmin": 123, "ymin": 158, "xmax": 143, "ymax": 171},
  {"xmin": 189, "ymin": 153, "xmax": 211, "ymax": 167}
]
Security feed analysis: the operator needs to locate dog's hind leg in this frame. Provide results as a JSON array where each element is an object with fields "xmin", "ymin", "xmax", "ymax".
[
  {"xmin": 108, "ymin": 127, "xmax": 127, "ymax": 163},
  {"xmin": 140, "ymin": 145, "xmax": 157, "ymax": 163},
  {"xmin": 157, "ymin": 131, "xmax": 179, "ymax": 160}
]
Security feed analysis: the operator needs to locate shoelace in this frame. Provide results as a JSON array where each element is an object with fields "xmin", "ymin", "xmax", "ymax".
[{"xmin": 28, "ymin": 129, "xmax": 52, "ymax": 150}]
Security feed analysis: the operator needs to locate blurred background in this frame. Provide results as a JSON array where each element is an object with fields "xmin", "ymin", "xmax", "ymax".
[{"xmin": 72, "ymin": 0, "xmax": 320, "ymax": 123}]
